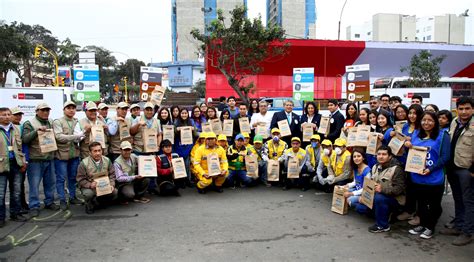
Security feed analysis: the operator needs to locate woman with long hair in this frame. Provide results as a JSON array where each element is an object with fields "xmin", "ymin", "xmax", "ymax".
[
  {"xmin": 199, "ymin": 103, "xmax": 208, "ymax": 118},
  {"xmin": 424, "ymin": 104, "xmax": 439, "ymax": 113},
  {"xmin": 220, "ymin": 108, "xmax": 231, "ymax": 122},
  {"xmin": 300, "ymin": 101, "xmax": 321, "ymax": 147},
  {"xmin": 206, "ymin": 106, "xmax": 218, "ymax": 121},
  {"xmin": 376, "ymin": 109, "xmax": 394, "ymax": 146},
  {"xmin": 174, "ymin": 108, "xmax": 198, "ymax": 187},
  {"xmin": 344, "ymin": 148, "xmax": 371, "ymax": 208},
  {"xmin": 437, "ymin": 110, "xmax": 453, "ymax": 133},
  {"xmin": 368, "ymin": 110, "xmax": 378, "ymax": 132},
  {"xmin": 355, "ymin": 108, "xmax": 370, "ymax": 126},
  {"xmin": 342, "ymin": 103, "xmax": 358, "ymax": 136},
  {"xmin": 394, "ymin": 104, "xmax": 409, "ymax": 122},
  {"xmin": 157, "ymin": 107, "xmax": 173, "ymax": 126},
  {"xmin": 170, "ymin": 105, "xmax": 181, "ymax": 124},
  {"xmin": 191, "ymin": 105, "xmax": 206, "ymax": 133},
  {"xmin": 248, "ymin": 99, "xmax": 260, "ymax": 117}
]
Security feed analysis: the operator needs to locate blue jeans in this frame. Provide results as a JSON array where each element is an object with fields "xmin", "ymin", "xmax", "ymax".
[
  {"xmin": 227, "ymin": 170, "xmax": 253, "ymax": 186},
  {"xmin": 55, "ymin": 158, "xmax": 80, "ymax": 202},
  {"xmin": 27, "ymin": 160, "xmax": 55, "ymax": 209},
  {"xmin": 448, "ymin": 167, "xmax": 474, "ymax": 234},
  {"xmin": 0, "ymin": 161, "xmax": 22, "ymax": 220},
  {"xmin": 258, "ymin": 162, "xmax": 267, "ymax": 184},
  {"xmin": 355, "ymin": 193, "xmax": 400, "ymax": 228}
]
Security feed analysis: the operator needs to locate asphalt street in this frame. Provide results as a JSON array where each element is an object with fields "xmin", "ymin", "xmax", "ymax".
[{"xmin": 0, "ymin": 186, "xmax": 472, "ymax": 261}]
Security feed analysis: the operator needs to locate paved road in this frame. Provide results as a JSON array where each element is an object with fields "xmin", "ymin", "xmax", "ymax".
[{"xmin": 0, "ymin": 187, "xmax": 472, "ymax": 261}]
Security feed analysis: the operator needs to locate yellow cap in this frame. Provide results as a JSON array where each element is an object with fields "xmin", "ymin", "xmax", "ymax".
[
  {"xmin": 291, "ymin": 137, "xmax": 301, "ymax": 143},
  {"xmin": 206, "ymin": 132, "xmax": 217, "ymax": 139},
  {"xmin": 217, "ymin": 134, "xmax": 227, "ymax": 141},
  {"xmin": 199, "ymin": 132, "xmax": 207, "ymax": 139},
  {"xmin": 334, "ymin": 138, "xmax": 347, "ymax": 147},
  {"xmin": 321, "ymin": 139, "xmax": 332, "ymax": 146},
  {"xmin": 310, "ymin": 134, "xmax": 321, "ymax": 141},
  {"xmin": 242, "ymin": 132, "xmax": 250, "ymax": 138},
  {"xmin": 271, "ymin": 128, "xmax": 280, "ymax": 134}
]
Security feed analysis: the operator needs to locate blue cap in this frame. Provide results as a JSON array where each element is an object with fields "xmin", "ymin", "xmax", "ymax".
[{"xmin": 235, "ymin": 134, "xmax": 244, "ymax": 140}]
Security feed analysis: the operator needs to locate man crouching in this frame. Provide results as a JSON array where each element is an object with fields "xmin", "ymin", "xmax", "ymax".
[{"xmin": 77, "ymin": 142, "xmax": 118, "ymax": 214}]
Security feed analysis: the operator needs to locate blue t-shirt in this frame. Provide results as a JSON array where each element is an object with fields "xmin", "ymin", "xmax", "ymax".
[{"xmin": 354, "ymin": 166, "xmax": 371, "ymax": 191}]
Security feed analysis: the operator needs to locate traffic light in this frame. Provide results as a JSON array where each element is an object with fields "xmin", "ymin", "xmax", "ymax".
[
  {"xmin": 34, "ymin": 46, "xmax": 41, "ymax": 58},
  {"xmin": 60, "ymin": 77, "xmax": 65, "ymax": 86},
  {"xmin": 123, "ymin": 76, "xmax": 128, "ymax": 83}
]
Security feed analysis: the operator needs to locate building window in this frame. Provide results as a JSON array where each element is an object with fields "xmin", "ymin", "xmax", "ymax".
[
  {"xmin": 427, "ymin": 35, "xmax": 431, "ymax": 41},
  {"xmin": 367, "ymin": 32, "xmax": 371, "ymax": 35},
  {"xmin": 354, "ymin": 34, "xmax": 360, "ymax": 38},
  {"xmin": 426, "ymin": 26, "xmax": 431, "ymax": 31}
]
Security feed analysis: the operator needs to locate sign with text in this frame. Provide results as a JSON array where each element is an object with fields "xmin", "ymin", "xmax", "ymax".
[
  {"xmin": 73, "ymin": 64, "xmax": 100, "ymax": 102},
  {"xmin": 293, "ymin": 67, "xmax": 314, "ymax": 101},
  {"xmin": 345, "ymin": 64, "xmax": 370, "ymax": 102},
  {"xmin": 140, "ymin": 66, "xmax": 162, "ymax": 102}
]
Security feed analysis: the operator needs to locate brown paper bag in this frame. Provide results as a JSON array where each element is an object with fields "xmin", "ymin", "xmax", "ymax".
[
  {"xmin": 331, "ymin": 185, "xmax": 348, "ymax": 215},
  {"xmin": 172, "ymin": 157, "xmax": 187, "ymax": 179},
  {"xmin": 302, "ymin": 124, "xmax": 314, "ymax": 142},
  {"xmin": 277, "ymin": 120, "xmax": 292, "ymax": 137},
  {"xmin": 162, "ymin": 125, "xmax": 175, "ymax": 144},
  {"xmin": 222, "ymin": 119, "xmax": 234, "ymax": 137},
  {"xmin": 366, "ymin": 133, "xmax": 381, "ymax": 155},
  {"xmin": 287, "ymin": 157, "xmax": 299, "ymax": 179},
  {"xmin": 119, "ymin": 121, "xmax": 131, "ymax": 141},
  {"xmin": 360, "ymin": 176, "xmax": 376, "ymax": 209},
  {"xmin": 405, "ymin": 146, "xmax": 428, "ymax": 174},
  {"xmin": 388, "ymin": 131, "xmax": 406, "ymax": 156},
  {"xmin": 38, "ymin": 129, "xmax": 58, "ymax": 153},
  {"xmin": 255, "ymin": 122, "xmax": 269, "ymax": 138},
  {"xmin": 143, "ymin": 128, "xmax": 158, "ymax": 152},
  {"xmin": 180, "ymin": 126, "xmax": 193, "ymax": 145},
  {"xmin": 210, "ymin": 119, "xmax": 222, "ymax": 135},
  {"xmin": 90, "ymin": 125, "xmax": 106, "ymax": 148},
  {"xmin": 138, "ymin": 155, "xmax": 157, "ymax": 177},
  {"xmin": 354, "ymin": 125, "xmax": 370, "ymax": 147},
  {"xmin": 318, "ymin": 116, "xmax": 330, "ymax": 135},
  {"xmin": 202, "ymin": 122, "xmax": 213, "ymax": 133},
  {"xmin": 207, "ymin": 153, "xmax": 221, "ymax": 177},
  {"xmin": 267, "ymin": 159, "xmax": 280, "ymax": 182},
  {"xmin": 346, "ymin": 127, "xmax": 358, "ymax": 147},
  {"xmin": 238, "ymin": 118, "xmax": 251, "ymax": 134},
  {"xmin": 245, "ymin": 155, "xmax": 259, "ymax": 178},
  {"xmin": 94, "ymin": 176, "xmax": 112, "ymax": 197},
  {"xmin": 394, "ymin": 120, "xmax": 407, "ymax": 133},
  {"xmin": 150, "ymin": 86, "xmax": 166, "ymax": 106}
]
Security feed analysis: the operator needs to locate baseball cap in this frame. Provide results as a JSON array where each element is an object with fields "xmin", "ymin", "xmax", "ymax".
[
  {"xmin": 98, "ymin": 103, "xmax": 109, "ymax": 110},
  {"xmin": 253, "ymin": 135, "xmax": 263, "ymax": 144},
  {"xmin": 120, "ymin": 141, "xmax": 132, "ymax": 150},
  {"xmin": 144, "ymin": 102, "xmax": 154, "ymax": 109},
  {"xmin": 130, "ymin": 104, "xmax": 140, "ymax": 110},
  {"xmin": 117, "ymin": 102, "xmax": 130, "ymax": 109},
  {"xmin": 310, "ymin": 134, "xmax": 321, "ymax": 141},
  {"xmin": 334, "ymin": 138, "xmax": 347, "ymax": 147},
  {"xmin": 206, "ymin": 132, "xmax": 217, "ymax": 139},
  {"xmin": 291, "ymin": 137, "xmax": 301, "ymax": 143},
  {"xmin": 217, "ymin": 134, "xmax": 227, "ymax": 141},
  {"xmin": 85, "ymin": 101, "xmax": 98, "ymax": 111},
  {"xmin": 10, "ymin": 107, "xmax": 24, "ymax": 115},
  {"xmin": 242, "ymin": 132, "xmax": 250, "ymax": 138},
  {"xmin": 36, "ymin": 103, "xmax": 51, "ymax": 110},
  {"xmin": 199, "ymin": 132, "xmax": 207, "ymax": 139},
  {"xmin": 271, "ymin": 128, "xmax": 281, "ymax": 134},
  {"xmin": 235, "ymin": 134, "xmax": 245, "ymax": 140},
  {"xmin": 321, "ymin": 139, "xmax": 333, "ymax": 146},
  {"xmin": 63, "ymin": 101, "xmax": 76, "ymax": 109}
]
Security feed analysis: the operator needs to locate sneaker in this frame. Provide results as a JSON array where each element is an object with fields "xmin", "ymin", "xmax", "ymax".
[
  {"xmin": 452, "ymin": 234, "xmax": 472, "ymax": 246},
  {"xmin": 30, "ymin": 209, "xmax": 40, "ymax": 217},
  {"xmin": 397, "ymin": 212, "xmax": 414, "ymax": 221},
  {"xmin": 85, "ymin": 202, "xmax": 95, "ymax": 214},
  {"xmin": 60, "ymin": 201, "xmax": 68, "ymax": 211},
  {"xmin": 368, "ymin": 224, "xmax": 391, "ymax": 233},
  {"xmin": 420, "ymin": 229, "xmax": 434, "ymax": 239},
  {"xmin": 408, "ymin": 216, "xmax": 420, "ymax": 226},
  {"xmin": 45, "ymin": 203, "xmax": 60, "ymax": 211},
  {"xmin": 69, "ymin": 197, "xmax": 84, "ymax": 205},
  {"xmin": 440, "ymin": 227, "xmax": 462, "ymax": 236},
  {"xmin": 19, "ymin": 208, "xmax": 29, "ymax": 215},
  {"xmin": 409, "ymin": 226, "xmax": 425, "ymax": 235},
  {"xmin": 10, "ymin": 214, "xmax": 28, "ymax": 222}
]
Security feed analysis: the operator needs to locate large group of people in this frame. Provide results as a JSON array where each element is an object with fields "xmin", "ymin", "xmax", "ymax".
[{"xmin": 0, "ymin": 94, "xmax": 472, "ymax": 246}]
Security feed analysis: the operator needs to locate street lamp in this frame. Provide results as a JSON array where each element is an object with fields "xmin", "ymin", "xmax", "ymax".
[{"xmin": 337, "ymin": 0, "xmax": 349, "ymax": 40}]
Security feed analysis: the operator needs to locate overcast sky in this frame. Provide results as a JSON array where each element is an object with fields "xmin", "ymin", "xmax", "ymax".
[{"xmin": 2, "ymin": 0, "xmax": 473, "ymax": 64}]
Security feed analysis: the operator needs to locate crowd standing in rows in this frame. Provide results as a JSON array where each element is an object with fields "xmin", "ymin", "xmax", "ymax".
[{"xmin": 0, "ymin": 94, "xmax": 472, "ymax": 246}]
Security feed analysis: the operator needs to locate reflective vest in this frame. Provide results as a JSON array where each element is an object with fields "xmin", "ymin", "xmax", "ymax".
[
  {"xmin": 330, "ymin": 150, "xmax": 352, "ymax": 177},
  {"xmin": 266, "ymin": 140, "xmax": 287, "ymax": 160},
  {"xmin": 305, "ymin": 145, "xmax": 321, "ymax": 168},
  {"xmin": 227, "ymin": 145, "xmax": 246, "ymax": 170},
  {"xmin": 0, "ymin": 124, "xmax": 25, "ymax": 173}
]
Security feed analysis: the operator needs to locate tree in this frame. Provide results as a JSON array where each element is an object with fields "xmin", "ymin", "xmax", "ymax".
[
  {"xmin": 192, "ymin": 80, "xmax": 206, "ymax": 98},
  {"xmin": 117, "ymin": 58, "xmax": 145, "ymax": 85},
  {"xmin": 57, "ymin": 38, "xmax": 81, "ymax": 66},
  {"xmin": 81, "ymin": 45, "xmax": 118, "ymax": 88},
  {"xmin": 0, "ymin": 22, "xmax": 29, "ymax": 86},
  {"xmin": 400, "ymin": 50, "xmax": 446, "ymax": 87},
  {"xmin": 191, "ymin": 5, "xmax": 288, "ymax": 104}
]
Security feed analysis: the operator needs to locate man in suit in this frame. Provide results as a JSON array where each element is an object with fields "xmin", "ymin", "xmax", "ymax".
[
  {"xmin": 270, "ymin": 100, "xmax": 301, "ymax": 146},
  {"xmin": 326, "ymin": 99, "xmax": 345, "ymax": 143}
]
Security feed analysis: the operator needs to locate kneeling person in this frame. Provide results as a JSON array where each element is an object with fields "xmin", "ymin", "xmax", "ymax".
[
  {"xmin": 227, "ymin": 134, "xmax": 254, "ymax": 188},
  {"xmin": 77, "ymin": 142, "xmax": 118, "ymax": 214},
  {"xmin": 114, "ymin": 141, "xmax": 150, "ymax": 203},
  {"xmin": 279, "ymin": 137, "xmax": 311, "ymax": 190},
  {"xmin": 156, "ymin": 139, "xmax": 182, "ymax": 196}
]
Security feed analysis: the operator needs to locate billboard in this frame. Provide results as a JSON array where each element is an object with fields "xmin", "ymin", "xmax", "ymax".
[
  {"xmin": 58, "ymin": 66, "xmax": 72, "ymax": 87},
  {"xmin": 168, "ymin": 65, "xmax": 193, "ymax": 87},
  {"xmin": 345, "ymin": 64, "xmax": 370, "ymax": 102},
  {"xmin": 140, "ymin": 66, "xmax": 162, "ymax": 101},
  {"xmin": 293, "ymin": 68, "xmax": 314, "ymax": 101},
  {"xmin": 73, "ymin": 64, "xmax": 100, "ymax": 102}
]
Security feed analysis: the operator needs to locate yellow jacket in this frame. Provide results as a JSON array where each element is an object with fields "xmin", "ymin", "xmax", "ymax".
[
  {"xmin": 265, "ymin": 140, "xmax": 288, "ymax": 160},
  {"xmin": 328, "ymin": 150, "xmax": 352, "ymax": 183},
  {"xmin": 193, "ymin": 145, "xmax": 228, "ymax": 176}
]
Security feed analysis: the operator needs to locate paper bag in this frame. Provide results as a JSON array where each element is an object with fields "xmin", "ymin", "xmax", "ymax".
[
  {"xmin": 245, "ymin": 155, "xmax": 259, "ymax": 178},
  {"xmin": 90, "ymin": 125, "xmax": 106, "ymax": 148},
  {"xmin": 302, "ymin": 124, "xmax": 314, "ymax": 142},
  {"xmin": 267, "ymin": 159, "xmax": 280, "ymax": 182},
  {"xmin": 360, "ymin": 177, "xmax": 376, "ymax": 209},
  {"xmin": 331, "ymin": 185, "xmax": 348, "ymax": 215},
  {"xmin": 180, "ymin": 126, "xmax": 193, "ymax": 145},
  {"xmin": 171, "ymin": 157, "xmax": 187, "ymax": 179},
  {"xmin": 119, "ymin": 121, "xmax": 131, "ymax": 141},
  {"xmin": 346, "ymin": 127, "xmax": 358, "ymax": 147},
  {"xmin": 162, "ymin": 125, "xmax": 175, "ymax": 144},
  {"xmin": 255, "ymin": 122, "xmax": 269, "ymax": 138},
  {"xmin": 388, "ymin": 131, "xmax": 406, "ymax": 156},
  {"xmin": 138, "ymin": 155, "xmax": 157, "ymax": 177},
  {"xmin": 277, "ymin": 120, "xmax": 291, "ymax": 137},
  {"xmin": 38, "ymin": 129, "xmax": 58, "ymax": 153},
  {"xmin": 238, "ymin": 118, "xmax": 251, "ymax": 134},
  {"xmin": 94, "ymin": 176, "xmax": 112, "ymax": 197},
  {"xmin": 287, "ymin": 157, "xmax": 299, "ymax": 179},
  {"xmin": 405, "ymin": 146, "xmax": 428, "ymax": 174},
  {"xmin": 366, "ymin": 133, "xmax": 381, "ymax": 155},
  {"xmin": 202, "ymin": 122, "xmax": 213, "ymax": 133},
  {"xmin": 354, "ymin": 125, "xmax": 370, "ymax": 147},
  {"xmin": 394, "ymin": 120, "xmax": 407, "ymax": 133},
  {"xmin": 222, "ymin": 119, "xmax": 234, "ymax": 137},
  {"xmin": 143, "ymin": 128, "xmax": 158, "ymax": 152},
  {"xmin": 210, "ymin": 119, "xmax": 222, "ymax": 135},
  {"xmin": 150, "ymin": 85, "xmax": 165, "ymax": 106},
  {"xmin": 207, "ymin": 153, "xmax": 221, "ymax": 177},
  {"xmin": 318, "ymin": 116, "xmax": 330, "ymax": 135}
]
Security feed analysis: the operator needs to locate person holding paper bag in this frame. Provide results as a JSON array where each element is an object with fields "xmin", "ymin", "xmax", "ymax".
[
  {"xmin": 114, "ymin": 141, "xmax": 150, "ymax": 203},
  {"xmin": 300, "ymin": 102, "xmax": 322, "ymax": 139},
  {"xmin": 174, "ymin": 108, "xmax": 198, "ymax": 187},
  {"xmin": 226, "ymin": 134, "xmax": 254, "ymax": 188},
  {"xmin": 354, "ymin": 146, "xmax": 406, "ymax": 233},
  {"xmin": 324, "ymin": 138, "xmax": 352, "ymax": 189},
  {"xmin": 314, "ymin": 139, "xmax": 335, "ymax": 192},
  {"xmin": 157, "ymin": 107, "xmax": 173, "ymax": 127},
  {"xmin": 190, "ymin": 105, "xmax": 206, "ymax": 133},
  {"xmin": 233, "ymin": 104, "xmax": 251, "ymax": 138},
  {"xmin": 248, "ymin": 135, "xmax": 270, "ymax": 186},
  {"xmin": 22, "ymin": 103, "xmax": 59, "ymax": 217},
  {"xmin": 128, "ymin": 104, "xmax": 141, "ymax": 126},
  {"xmin": 190, "ymin": 132, "xmax": 206, "ymax": 180},
  {"xmin": 305, "ymin": 135, "xmax": 321, "ymax": 190},
  {"xmin": 77, "ymin": 142, "xmax": 118, "ymax": 214},
  {"xmin": 270, "ymin": 100, "xmax": 301, "ymax": 146},
  {"xmin": 326, "ymin": 99, "xmax": 345, "ymax": 143},
  {"xmin": 130, "ymin": 102, "xmax": 162, "ymax": 155},
  {"xmin": 74, "ymin": 101, "xmax": 109, "ymax": 159},
  {"xmin": 343, "ymin": 149, "xmax": 371, "ymax": 207},
  {"xmin": 265, "ymin": 128, "xmax": 288, "ymax": 161},
  {"xmin": 156, "ymin": 139, "xmax": 182, "ymax": 196},
  {"xmin": 278, "ymin": 137, "xmax": 311, "ymax": 190},
  {"xmin": 193, "ymin": 132, "xmax": 228, "ymax": 194},
  {"xmin": 250, "ymin": 100, "xmax": 272, "ymax": 139},
  {"xmin": 404, "ymin": 112, "xmax": 451, "ymax": 239},
  {"xmin": 106, "ymin": 102, "xmax": 132, "ymax": 163}
]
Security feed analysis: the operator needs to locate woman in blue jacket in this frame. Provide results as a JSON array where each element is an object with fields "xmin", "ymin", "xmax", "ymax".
[
  {"xmin": 405, "ymin": 111, "xmax": 451, "ymax": 239},
  {"xmin": 174, "ymin": 108, "xmax": 198, "ymax": 187}
]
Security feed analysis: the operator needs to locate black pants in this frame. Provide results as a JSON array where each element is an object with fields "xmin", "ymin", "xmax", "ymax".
[
  {"xmin": 404, "ymin": 175, "xmax": 417, "ymax": 214},
  {"xmin": 414, "ymin": 183, "xmax": 444, "ymax": 231}
]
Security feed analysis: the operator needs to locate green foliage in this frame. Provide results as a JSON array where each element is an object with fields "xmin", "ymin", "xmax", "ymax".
[
  {"xmin": 191, "ymin": 5, "xmax": 288, "ymax": 104},
  {"xmin": 57, "ymin": 38, "xmax": 80, "ymax": 66},
  {"xmin": 117, "ymin": 59, "xmax": 145, "ymax": 85},
  {"xmin": 192, "ymin": 80, "xmax": 206, "ymax": 98},
  {"xmin": 400, "ymin": 50, "xmax": 446, "ymax": 87},
  {"xmin": 0, "ymin": 22, "xmax": 29, "ymax": 86}
]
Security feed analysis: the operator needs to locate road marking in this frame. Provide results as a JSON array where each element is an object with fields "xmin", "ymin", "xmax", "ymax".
[{"xmin": 7, "ymin": 225, "xmax": 43, "ymax": 246}]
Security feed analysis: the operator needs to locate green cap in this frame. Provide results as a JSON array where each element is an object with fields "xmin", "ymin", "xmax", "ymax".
[{"xmin": 253, "ymin": 134, "xmax": 263, "ymax": 144}]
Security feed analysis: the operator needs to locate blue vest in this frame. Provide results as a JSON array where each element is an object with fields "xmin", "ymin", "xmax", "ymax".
[
  {"xmin": 410, "ymin": 131, "xmax": 445, "ymax": 185},
  {"xmin": 354, "ymin": 166, "xmax": 371, "ymax": 191}
]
